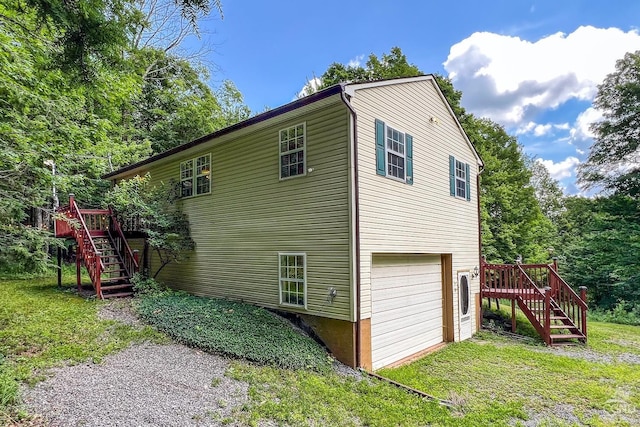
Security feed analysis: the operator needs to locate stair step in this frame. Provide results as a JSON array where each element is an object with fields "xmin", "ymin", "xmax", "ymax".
[
  {"xmin": 101, "ymin": 284, "xmax": 133, "ymax": 291},
  {"xmin": 103, "ymin": 270, "xmax": 125, "ymax": 275},
  {"xmin": 101, "ymin": 276, "xmax": 129, "ymax": 283},
  {"xmin": 102, "ymin": 262, "xmax": 122, "ymax": 266},
  {"xmin": 550, "ymin": 334, "xmax": 585, "ymax": 340},
  {"xmin": 101, "ymin": 291, "xmax": 134, "ymax": 299},
  {"xmin": 550, "ymin": 316, "xmax": 569, "ymax": 320},
  {"xmin": 550, "ymin": 324, "xmax": 575, "ymax": 329}
]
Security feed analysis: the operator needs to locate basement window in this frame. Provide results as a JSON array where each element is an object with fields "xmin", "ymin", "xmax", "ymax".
[{"xmin": 279, "ymin": 253, "xmax": 306, "ymax": 308}]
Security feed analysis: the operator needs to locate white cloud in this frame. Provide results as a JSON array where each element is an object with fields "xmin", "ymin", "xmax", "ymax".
[
  {"xmin": 570, "ymin": 106, "xmax": 602, "ymax": 143},
  {"xmin": 515, "ymin": 121, "xmax": 570, "ymax": 136},
  {"xmin": 537, "ymin": 157, "xmax": 581, "ymax": 180},
  {"xmin": 348, "ymin": 54, "xmax": 365, "ymax": 68},
  {"xmin": 533, "ymin": 124, "xmax": 552, "ymax": 136},
  {"xmin": 444, "ymin": 26, "xmax": 640, "ymax": 126},
  {"xmin": 296, "ymin": 77, "xmax": 323, "ymax": 99}
]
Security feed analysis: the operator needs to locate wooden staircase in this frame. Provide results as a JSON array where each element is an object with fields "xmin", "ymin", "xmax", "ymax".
[
  {"xmin": 55, "ymin": 195, "xmax": 139, "ymax": 299},
  {"xmin": 481, "ymin": 260, "xmax": 588, "ymax": 345}
]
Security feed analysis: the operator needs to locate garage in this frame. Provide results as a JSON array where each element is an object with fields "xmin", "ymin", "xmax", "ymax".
[{"xmin": 370, "ymin": 254, "xmax": 444, "ymax": 370}]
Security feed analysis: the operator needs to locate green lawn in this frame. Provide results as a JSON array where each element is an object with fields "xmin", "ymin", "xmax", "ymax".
[{"xmin": 2, "ymin": 275, "xmax": 639, "ymax": 426}]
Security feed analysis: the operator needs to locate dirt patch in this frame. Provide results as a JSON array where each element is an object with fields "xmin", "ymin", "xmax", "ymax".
[{"xmin": 97, "ymin": 298, "xmax": 142, "ymax": 327}]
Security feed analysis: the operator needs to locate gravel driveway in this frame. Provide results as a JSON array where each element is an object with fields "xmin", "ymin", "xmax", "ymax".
[{"xmin": 22, "ymin": 300, "xmax": 251, "ymax": 427}]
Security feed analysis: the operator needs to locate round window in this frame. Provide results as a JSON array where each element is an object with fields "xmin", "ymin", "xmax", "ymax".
[{"xmin": 460, "ymin": 275, "xmax": 470, "ymax": 316}]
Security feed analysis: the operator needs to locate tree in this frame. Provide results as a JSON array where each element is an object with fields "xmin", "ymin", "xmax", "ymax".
[
  {"xmin": 312, "ymin": 46, "xmax": 421, "ymax": 91},
  {"xmin": 579, "ymin": 51, "xmax": 640, "ymax": 197},
  {"xmin": 528, "ymin": 158, "xmax": 565, "ymax": 222},
  {"xmin": 0, "ymin": 0, "xmax": 247, "ymax": 273},
  {"xmin": 557, "ymin": 196, "xmax": 640, "ymax": 310},
  {"xmin": 466, "ymin": 119, "xmax": 557, "ymax": 263},
  {"xmin": 104, "ymin": 174, "xmax": 195, "ymax": 278}
]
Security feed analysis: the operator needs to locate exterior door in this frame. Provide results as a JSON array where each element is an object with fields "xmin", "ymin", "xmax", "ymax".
[{"xmin": 458, "ymin": 272, "xmax": 472, "ymax": 340}]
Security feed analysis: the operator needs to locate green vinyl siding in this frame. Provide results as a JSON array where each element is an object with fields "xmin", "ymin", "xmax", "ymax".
[{"xmin": 138, "ymin": 100, "xmax": 353, "ymax": 321}]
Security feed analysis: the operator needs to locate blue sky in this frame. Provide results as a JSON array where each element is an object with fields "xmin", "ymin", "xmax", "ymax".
[{"xmin": 194, "ymin": 1, "xmax": 640, "ymax": 194}]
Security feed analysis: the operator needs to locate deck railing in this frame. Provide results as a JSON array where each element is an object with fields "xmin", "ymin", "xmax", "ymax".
[
  {"xmin": 549, "ymin": 268, "xmax": 588, "ymax": 338},
  {"xmin": 107, "ymin": 209, "xmax": 139, "ymax": 278},
  {"xmin": 481, "ymin": 259, "xmax": 588, "ymax": 344},
  {"xmin": 482, "ymin": 262, "xmax": 551, "ymax": 343},
  {"xmin": 67, "ymin": 195, "xmax": 105, "ymax": 296}
]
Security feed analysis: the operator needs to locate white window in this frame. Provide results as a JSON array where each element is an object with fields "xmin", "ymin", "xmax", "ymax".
[
  {"xmin": 279, "ymin": 253, "xmax": 306, "ymax": 308},
  {"xmin": 449, "ymin": 155, "xmax": 470, "ymax": 201},
  {"xmin": 180, "ymin": 154, "xmax": 211, "ymax": 197},
  {"xmin": 375, "ymin": 119, "xmax": 413, "ymax": 184},
  {"xmin": 386, "ymin": 126, "xmax": 406, "ymax": 180},
  {"xmin": 455, "ymin": 159, "xmax": 467, "ymax": 199},
  {"xmin": 279, "ymin": 123, "xmax": 306, "ymax": 179}
]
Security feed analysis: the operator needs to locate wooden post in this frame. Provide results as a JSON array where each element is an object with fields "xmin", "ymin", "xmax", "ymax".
[
  {"xmin": 69, "ymin": 193, "xmax": 75, "ymax": 209},
  {"xmin": 95, "ymin": 252, "xmax": 101, "ymax": 299},
  {"xmin": 579, "ymin": 286, "xmax": 588, "ymax": 340},
  {"xmin": 133, "ymin": 250, "xmax": 139, "ymax": 273},
  {"xmin": 143, "ymin": 239, "xmax": 150, "ymax": 276},
  {"xmin": 551, "ymin": 257, "xmax": 559, "ymax": 296},
  {"xmin": 544, "ymin": 287, "xmax": 552, "ymax": 345},
  {"xmin": 511, "ymin": 299, "xmax": 516, "ymax": 333},
  {"xmin": 76, "ymin": 245, "xmax": 81, "ymax": 292},
  {"xmin": 57, "ymin": 246, "xmax": 62, "ymax": 288}
]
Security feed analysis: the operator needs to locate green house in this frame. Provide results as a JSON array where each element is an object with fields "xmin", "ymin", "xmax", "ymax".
[{"xmin": 104, "ymin": 76, "xmax": 484, "ymax": 370}]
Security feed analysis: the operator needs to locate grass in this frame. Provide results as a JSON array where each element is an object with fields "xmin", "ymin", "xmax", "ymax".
[
  {"xmin": 0, "ymin": 273, "xmax": 166, "ymax": 423},
  {"xmin": 2, "ymin": 272, "xmax": 639, "ymax": 426},
  {"xmin": 226, "ymin": 363, "xmax": 454, "ymax": 427},
  {"xmin": 378, "ymin": 332, "xmax": 640, "ymax": 426},
  {"xmin": 136, "ymin": 292, "xmax": 332, "ymax": 371}
]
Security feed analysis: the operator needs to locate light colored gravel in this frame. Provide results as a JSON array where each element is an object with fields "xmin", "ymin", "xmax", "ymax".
[{"xmin": 22, "ymin": 343, "xmax": 249, "ymax": 426}]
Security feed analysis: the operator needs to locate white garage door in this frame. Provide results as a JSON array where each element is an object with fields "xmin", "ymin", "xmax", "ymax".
[{"xmin": 371, "ymin": 254, "xmax": 443, "ymax": 370}]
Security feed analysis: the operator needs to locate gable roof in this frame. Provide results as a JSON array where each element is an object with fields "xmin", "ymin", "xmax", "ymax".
[
  {"xmin": 344, "ymin": 75, "xmax": 483, "ymax": 167},
  {"xmin": 104, "ymin": 75, "xmax": 482, "ymax": 179}
]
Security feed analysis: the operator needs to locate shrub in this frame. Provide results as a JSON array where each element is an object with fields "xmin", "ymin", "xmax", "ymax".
[
  {"xmin": 588, "ymin": 300, "xmax": 640, "ymax": 326},
  {"xmin": 136, "ymin": 293, "xmax": 332, "ymax": 371},
  {"xmin": 130, "ymin": 273, "xmax": 166, "ymax": 296}
]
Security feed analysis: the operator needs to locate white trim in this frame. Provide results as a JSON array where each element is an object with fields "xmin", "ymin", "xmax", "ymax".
[
  {"xmin": 348, "ymin": 112, "xmax": 357, "ymax": 323},
  {"xmin": 454, "ymin": 158, "xmax": 467, "ymax": 199},
  {"xmin": 180, "ymin": 153, "xmax": 212, "ymax": 198},
  {"xmin": 278, "ymin": 122, "xmax": 307, "ymax": 180},
  {"xmin": 344, "ymin": 75, "xmax": 431, "ymax": 96},
  {"xmin": 278, "ymin": 252, "xmax": 308, "ymax": 309},
  {"xmin": 457, "ymin": 271, "xmax": 472, "ymax": 340},
  {"xmin": 384, "ymin": 124, "xmax": 407, "ymax": 181}
]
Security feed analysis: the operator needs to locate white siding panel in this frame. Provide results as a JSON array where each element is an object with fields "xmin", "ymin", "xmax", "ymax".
[
  {"xmin": 351, "ymin": 78, "xmax": 481, "ymax": 338},
  {"xmin": 370, "ymin": 255, "xmax": 443, "ymax": 370}
]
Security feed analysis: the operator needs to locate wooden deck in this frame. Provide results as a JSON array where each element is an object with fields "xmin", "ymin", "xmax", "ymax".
[
  {"xmin": 481, "ymin": 261, "xmax": 588, "ymax": 345},
  {"xmin": 55, "ymin": 195, "xmax": 139, "ymax": 299}
]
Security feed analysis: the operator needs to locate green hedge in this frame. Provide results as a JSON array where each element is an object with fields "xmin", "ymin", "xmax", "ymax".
[{"xmin": 136, "ymin": 294, "xmax": 332, "ymax": 371}]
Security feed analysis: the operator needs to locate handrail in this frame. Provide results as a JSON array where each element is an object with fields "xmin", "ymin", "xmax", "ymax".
[
  {"xmin": 108, "ymin": 207, "xmax": 139, "ymax": 276},
  {"xmin": 67, "ymin": 197, "xmax": 104, "ymax": 297},
  {"xmin": 516, "ymin": 264, "xmax": 551, "ymax": 344},
  {"xmin": 548, "ymin": 269, "xmax": 588, "ymax": 310},
  {"xmin": 548, "ymin": 268, "xmax": 588, "ymax": 339},
  {"xmin": 70, "ymin": 199, "xmax": 103, "ymax": 265}
]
